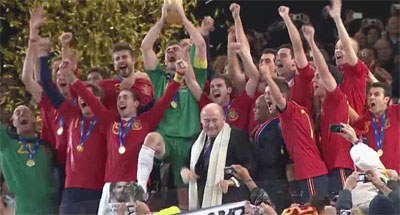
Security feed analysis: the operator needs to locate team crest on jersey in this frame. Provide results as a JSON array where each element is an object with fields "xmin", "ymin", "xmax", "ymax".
[
  {"xmin": 132, "ymin": 120, "xmax": 142, "ymax": 130},
  {"xmin": 112, "ymin": 122, "xmax": 119, "ymax": 135},
  {"xmin": 228, "ymin": 108, "xmax": 239, "ymax": 121},
  {"xmin": 115, "ymin": 83, "xmax": 121, "ymax": 92},
  {"xmin": 141, "ymin": 85, "xmax": 152, "ymax": 96},
  {"xmin": 17, "ymin": 142, "xmax": 30, "ymax": 154}
]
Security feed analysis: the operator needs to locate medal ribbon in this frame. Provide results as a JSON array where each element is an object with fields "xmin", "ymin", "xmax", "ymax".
[
  {"xmin": 224, "ymin": 100, "xmax": 233, "ymax": 120},
  {"xmin": 19, "ymin": 137, "xmax": 41, "ymax": 161},
  {"xmin": 118, "ymin": 116, "xmax": 136, "ymax": 149},
  {"xmin": 58, "ymin": 115, "xmax": 64, "ymax": 130},
  {"xmin": 79, "ymin": 117, "xmax": 98, "ymax": 147},
  {"xmin": 372, "ymin": 112, "xmax": 386, "ymax": 151}
]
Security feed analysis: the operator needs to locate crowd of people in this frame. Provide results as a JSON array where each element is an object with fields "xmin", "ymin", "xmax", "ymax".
[{"xmin": 0, "ymin": 0, "xmax": 399, "ymax": 214}]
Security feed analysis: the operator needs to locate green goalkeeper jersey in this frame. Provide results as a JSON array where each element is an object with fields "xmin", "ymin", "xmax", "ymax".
[
  {"xmin": 146, "ymin": 52, "xmax": 207, "ymax": 138},
  {"xmin": 0, "ymin": 124, "xmax": 59, "ymax": 214}
]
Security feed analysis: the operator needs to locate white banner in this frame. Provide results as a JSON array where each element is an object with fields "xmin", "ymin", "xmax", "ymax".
[{"xmin": 182, "ymin": 201, "xmax": 247, "ymax": 215}]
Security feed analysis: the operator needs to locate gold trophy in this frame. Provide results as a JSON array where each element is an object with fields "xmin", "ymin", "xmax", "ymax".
[{"xmin": 164, "ymin": 0, "xmax": 183, "ymax": 26}]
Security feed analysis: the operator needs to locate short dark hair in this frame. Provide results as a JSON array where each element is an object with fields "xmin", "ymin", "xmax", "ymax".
[
  {"xmin": 277, "ymin": 43, "xmax": 295, "ymax": 58},
  {"xmin": 120, "ymin": 89, "xmax": 139, "ymax": 102},
  {"xmin": 262, "ymin": 48, "xmax": 277, "ymax": 56},
  {"xmin": 166, "ymin": 40, "xmax": 181, "ymax": 48},
  {"xmin": 86, "ymin": 83, "xmax": 104, "ymax": 101},
  {"xmin": 212, "ymin": 74, "xmax": 233, "ymax": 89},
  {"xmin": 370, "ymin": 82, "xmax": 392, "ymax": 98},
  {"xmin": 273, "ymin": 78, "xmax": 290, "ymax": 94},
  {"xmin": 87, "ymin": 67, "xmax": 107, "ymax": 79},
  {"xmin": 112, "ymin": 42, "xmax": 135, "ymax": 59}
]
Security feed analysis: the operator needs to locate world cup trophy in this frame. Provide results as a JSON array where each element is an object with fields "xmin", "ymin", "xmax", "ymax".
[{"xmin": 164, "ymin": 0, "xmax": 183, "ymax": 26}]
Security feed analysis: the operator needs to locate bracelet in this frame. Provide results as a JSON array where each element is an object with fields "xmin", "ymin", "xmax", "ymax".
[
  {"xmin": 352, "ymin": 139, "xmax": 362, "ymax": 145},
  {"xmin": 174, "ymin": 73, "xmax": 184, "ymax": 83},
  {"xmin": 230, "ymin": 177, "xmax": 240, "ymax": 188}
]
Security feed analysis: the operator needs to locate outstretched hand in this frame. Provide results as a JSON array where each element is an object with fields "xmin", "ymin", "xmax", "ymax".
[
  {"xmin": 29, "ymin": 6, "xmax": 45, "ymax": 42},
  {"xmin": 59, "ymin": 32, "xmax": 73, "ymax": 47},
  {"xmin": 326, "ymin": 0, "xmax": 342, "ymax": 20}
]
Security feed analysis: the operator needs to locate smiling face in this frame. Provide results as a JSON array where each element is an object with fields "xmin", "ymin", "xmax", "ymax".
[
  {"xmin": 117, "ymin": 90, "xmax": 139, "ymax": 118},
  {"xmin": 56, "ymin": 69, "xmax": 70, "ymax": 97},
  {"xmin": 200, "ymin": 104, "xmax": 225, "ymax": 138},
  {"xmin": 12, "ymin": 105, "xmax": 36, "ymax": 135},
  {"xmin": 164, "ymin": 44, "xmax": 183, "ymax": 70},
  {"xmin": 275, "ymin": 48, "xmax": 295, "ymax": 78},
  {"xmin": 210, "ymin": 78, "xmax": 232, "ymax": 106},
  {"xmin": 113, "ymin": 50, "xmax": 135, "ymax": 78},
  {"xmin": 335, "ymin": 39, "xmax": 359, "ymax": 66},
  {"xmin": 367, "ymin": 87, "xmax": 390, "ymax": 115}
]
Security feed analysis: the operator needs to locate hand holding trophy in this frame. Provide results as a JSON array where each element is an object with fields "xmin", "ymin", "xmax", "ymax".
[{"xmin": 164, "ymin": 0, "xmax": 183, "ymax": 26}]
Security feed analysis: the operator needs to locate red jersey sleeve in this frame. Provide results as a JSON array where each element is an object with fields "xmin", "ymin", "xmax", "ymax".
[
  {"xmin": 71, "ymin": 80, "xmax": 116, "ymax": 124},
  {"xmin": 141, "ymin": 80, "xmax": 181, "ymax": 131},
  {"xmin": 278, "ymin": 100, "xmax": 296, "ymax": 117},
  {"xmin": 291, "ymin": 63, "xmax": 315, "ymax": 115},
  {"xmin": 199, "ymin": 92, "xmax": 212, "ymax": 110},
  {"xmin": 132, "ymin": 78, "xmax": 154, "ymax": 107},
  {"xmin": 325, "ymin": 87, "xmax": 347, "ymax": 107}
]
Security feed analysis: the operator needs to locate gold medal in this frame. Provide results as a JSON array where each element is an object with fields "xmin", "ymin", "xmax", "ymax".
[
  {"xmin": 377, "ymin": 149, "xmax": 383, "ymax": 157},
  {"xmin": 170, "ymin": 101, "xmax": 177, "ymax": 108},
  {"xmin": 119, "ymin": 146, "xmax": 126, "ymax": 154},
  {"xmin": 76, "ymin": 145, "xmax": 84, "ymax": 152},
  {"xmin": 26, "ymin": 159, "xmax": 35, "ymax": 167},
  {"xmin": 57, "ymin": 127, "xmax": 64, "ymax": 135}
]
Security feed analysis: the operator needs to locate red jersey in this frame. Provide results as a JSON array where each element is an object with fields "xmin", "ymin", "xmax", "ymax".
[
  {"xmin": 100, "ymin": 78, "xmax": 154, "ymax": 113},
  {"xmin": 278, "ymin": 101, "xmax": 328, "ymax": 180},
  {"xmin": 339, "ymin": 59, "xmax": 369, "ymax": 116},
  {"xmin": 199, "ymin": 92, "xmax": 252, "ymax": 131},
  {"xmin": 290, "ymin": 64, "xmax": 315, "ymax": 115},
  {"xmin": 39, "ymin": 96, "xmax": 70, "ymax": 166},
  {"xmin": 352, "ymin": 105, "xmax": 400, "ymax": 173},
  {"xmin": 320, "ymin": 87, "xmax": 354, "ymax": 171},
  {"xmin": 58, "ymin": 100, "xmax": 107, "ymax": 190},
  {"xmin": 72, "ymin": 79, "xmax": 180, "ymax": 182}
]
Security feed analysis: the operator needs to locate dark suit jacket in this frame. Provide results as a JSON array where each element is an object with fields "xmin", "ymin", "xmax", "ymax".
[{"xmin": 186, "ymin": 127, "xmax": 255, "ymax": 204}]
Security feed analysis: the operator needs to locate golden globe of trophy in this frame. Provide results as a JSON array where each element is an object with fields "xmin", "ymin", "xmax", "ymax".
[{"xmin": 164, "ymin": 0, "xmax": 183, "ymax": 26}]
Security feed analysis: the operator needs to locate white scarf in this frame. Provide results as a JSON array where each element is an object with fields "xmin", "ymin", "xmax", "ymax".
[{"xmin": 188, "ymin": 123, "xmax": 232, "ymax": 210}]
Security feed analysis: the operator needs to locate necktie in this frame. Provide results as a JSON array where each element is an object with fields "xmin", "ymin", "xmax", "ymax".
[{"xmin": 203, "ymin": 137, "xmax": 213, "ymax": 167}]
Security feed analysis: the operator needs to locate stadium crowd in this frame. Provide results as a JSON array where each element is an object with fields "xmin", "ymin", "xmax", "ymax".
[{"xmin": 0, "ymin": 0, "xmax": 399, "ymax": 214}]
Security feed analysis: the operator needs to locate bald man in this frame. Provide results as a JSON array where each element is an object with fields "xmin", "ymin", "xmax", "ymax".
[
  {"xmin": 181, "ymin": 103, "xmax": 255, "ymax": 209},
  {"xmin": 0, "ymin": 105, "xmax": 59, "ymax": 214}
]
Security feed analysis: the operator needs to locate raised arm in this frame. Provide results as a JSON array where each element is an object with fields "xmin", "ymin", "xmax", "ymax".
[
  {"xmin": 279, "ymin": 6, "xmax": 308, "ymax": 69},
  {"xmin": 230, "ymin": 3, "xmax": 250, "ymax": 52},
  {"xmin": 183, "ymin": 60, "xmax": 202, "ymax": 101},
  {"xmin": 303, "ymin": 25, "xmax": 337, "ymax": 92},
  {"xmin": 328, "ymin": 0, "xmax": 358, "ymax": 66},
  {"xmin": 226, "ymin": 29, "xmax": 246, "ymax": 94},
  {"xmin": 64, "ymin": 62, "xmax": 113, "ymax": 123},
  {"xmin": 140, "ymin": 4, "xmax": 167, "ymax": 70},
  {"xmin": 22, "ymin": 7, "xmax": 46, "ymax": 103},
  {"xmin": 230, "ymin": 3, "xmax": 259, "ymax": 97},
  {"xmin": 22, "ymin": 42, "xmax": 43, "ymax": 103},
  {"xmin": 261, "ymin": 64, "xmax": 287, "ymax": 111},
  {"xmin": 175, "ymin": 4, "xmax": 207, "ymax": 61}
]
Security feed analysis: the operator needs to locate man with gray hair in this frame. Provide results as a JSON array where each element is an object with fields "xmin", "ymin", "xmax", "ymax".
[{"xmin": 181, "ymin": 103, "xmax": 255, "ymax": 210}]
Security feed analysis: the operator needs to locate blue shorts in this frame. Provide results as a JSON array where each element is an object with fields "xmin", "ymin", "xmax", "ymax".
[
  {"xmin": 60, "ymin": 187, "xmax": 102, "ymax": 214},
  {"xmin": 298, "ymin": 174, "xmax": 329, "ymax": 204}
]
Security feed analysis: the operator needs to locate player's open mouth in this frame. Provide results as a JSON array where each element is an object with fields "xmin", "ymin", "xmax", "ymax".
[
  {"xmin": 80, "ymin": 102, "xmax": 87, "ymax": 108},
  {"xmin": 20, "ymin": 119, "xmax": 28, "ymax": 125},
  {"xmin": 370, "ymin": 101, "xmax": 376, "ymax": 108},
  {"xmin": 119, "ymin": 105, "xmax": 127, "ymax": 111},
  {"xmin": 59, "ymin": 83, "xmax": 67, "ymax": 87},
  {"xmin": 119, "ymin": 64, "xmax": 127, "ymax": 70},
  {"xmin": 168, "ymin": 55, "xmax": 176, "ymax": 62},
  {"xmin": 213, "ymin": 92, "xmax": 221, "ymax": 98}
]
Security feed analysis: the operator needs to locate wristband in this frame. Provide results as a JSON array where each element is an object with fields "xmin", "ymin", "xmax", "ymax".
[
  {"xmin": 352, "ymin": 139, "xmax": 362, "ymax": 145},
  {"xmin": 230, "ymin": 177, "xmax": 240, "ymax": 188},
  {"xmin": 174, "ymin": 73, "xmax": 184, "ymax": 83}
]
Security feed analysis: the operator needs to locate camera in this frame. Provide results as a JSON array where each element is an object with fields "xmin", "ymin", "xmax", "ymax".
[
  {"xmin": 357, "ymin": 173, "xmax": 370, "ymax": 183},
  {"xmin": 367, "ymin": 18, "xmax": 377, "ymax": 25},
  {"xmin": 330, "ymin": 124, "xmax": 344, "ymax": 133},
  {"xmin": 340, "ymin": 209, "xmax": 351, "ymax": 215},
  {"xmin": 224, "ymin": 166, "xmax": 236, "ymax": 174}
]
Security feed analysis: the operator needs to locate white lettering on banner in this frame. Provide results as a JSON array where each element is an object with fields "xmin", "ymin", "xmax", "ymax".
[{"xmin": 182, "ymin": 201, "xmax": 247, "ymax": 215}]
